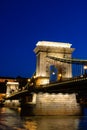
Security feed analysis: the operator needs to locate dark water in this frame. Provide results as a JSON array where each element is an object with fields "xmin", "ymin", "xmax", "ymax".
[{"xmin": 0, "ymin": 107, "xmax": 87, "ymax": 130}]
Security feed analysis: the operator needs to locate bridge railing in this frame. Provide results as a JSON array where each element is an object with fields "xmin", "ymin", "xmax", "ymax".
[{"xmin": 6, "ymin": 74, "xmax": 87, "ymax": 98}]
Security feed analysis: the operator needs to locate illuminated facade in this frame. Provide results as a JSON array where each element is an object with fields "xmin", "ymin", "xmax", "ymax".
[
  {"xmin": 0, "ymin": 77, "xmax": 16, "ymax": 103},
  {"xmin": 5, "ymin": 82, "xmax": 19, "ymax": 107},
  {"xmin": 33, "ymin": 93, "xmax": 80, "ymax": 116},
  {"xmin": 34, "ymin": 41, "xmax": 74, "ymax": 85},
  {"xmin": 6, "ymin": 82, "xmax": 19, "ymax": 97}
]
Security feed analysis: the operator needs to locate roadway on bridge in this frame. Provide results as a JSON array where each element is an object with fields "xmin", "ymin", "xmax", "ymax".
[{"xmin": 5, "ymin": 76, "xmax": 87, "ymax": 100}]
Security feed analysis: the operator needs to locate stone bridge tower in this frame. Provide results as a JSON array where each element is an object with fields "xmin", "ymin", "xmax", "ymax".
[{"xmin": 34, "ymin": 41, "xmax": 74, "ymax": 85}]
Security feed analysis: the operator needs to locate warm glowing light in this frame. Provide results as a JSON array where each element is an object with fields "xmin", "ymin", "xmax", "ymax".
[
  {"xmin": 28, "ymin": 78, "xmax": 31, "ymax": 82},
  {"xmin": 33, "ymin": 76, "xmax": 36, "ymax": 79},
  {"xmin": 24, "ymin": 121, "xmax": 37, "ymax": 130},
  {"xmin": 84, "ymin": 65, "xmax": 87, "ymax": 70},
  {"xmin": 7, "ymin": 82, "xmax": 19, "ymax": 85},
  {"xmin": 36, "ymin": 41, "xmax": 72, "ymax": 48},
  {"xmin": 35, "ymin": 77, "xmax": 49, "ymax": 86},
  {"xmin": 58, "ymin": 73, "xmax": 62, "ymax": 77}
]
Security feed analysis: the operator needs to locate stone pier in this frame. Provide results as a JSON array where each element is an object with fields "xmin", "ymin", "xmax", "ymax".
[{"xmin": 23, "ymin": 93, "xmax": 81, "ymax": 116}]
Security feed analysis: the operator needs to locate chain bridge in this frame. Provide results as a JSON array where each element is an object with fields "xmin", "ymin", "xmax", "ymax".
[
  {"xmin": 5, "ymin": 41, "xmax": 87, "ymax": 115},
  {"xmin": 6, "ymin": 56, "xmax": 87, "ymax": 105}
]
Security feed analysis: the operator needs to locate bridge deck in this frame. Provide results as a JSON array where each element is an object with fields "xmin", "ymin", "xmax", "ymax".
[{"xmin": 5, "ymin": 76, "xmax": 87, "ymax": 100}]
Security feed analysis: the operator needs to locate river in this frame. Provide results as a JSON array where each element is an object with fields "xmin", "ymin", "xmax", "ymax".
[{"xmin": 0, "ymin": 107, "xmax": 87, "ymax": 130}]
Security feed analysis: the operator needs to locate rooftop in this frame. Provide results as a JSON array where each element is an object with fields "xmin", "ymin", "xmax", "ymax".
[{"xmin": 36, "ymin": 41, "xmax": 72, "ymax": 48}]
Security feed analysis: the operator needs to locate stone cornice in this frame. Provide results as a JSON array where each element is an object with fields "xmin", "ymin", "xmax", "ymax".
[{"xmin": 34, "ymin": 45, "xmax": 75, "ymax": 54}]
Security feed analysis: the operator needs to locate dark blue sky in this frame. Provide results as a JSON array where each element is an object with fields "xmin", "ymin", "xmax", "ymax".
[{"xmin": 0, "ymin": 0, "xmax": 87, "ymax": 78}]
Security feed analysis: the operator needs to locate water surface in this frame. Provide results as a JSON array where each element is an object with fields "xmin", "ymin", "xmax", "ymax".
[{"xmin": 0, "ymin": 107, "xmax": 87, "ymax": 130}]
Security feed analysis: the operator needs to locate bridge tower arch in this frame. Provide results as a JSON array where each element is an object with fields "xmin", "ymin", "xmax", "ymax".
[{"xmin": 34, "ymin": 41, "xmax": 74, "ymax": 85}]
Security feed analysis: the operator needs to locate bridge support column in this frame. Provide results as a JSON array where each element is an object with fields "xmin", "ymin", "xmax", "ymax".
[
  {"xmin": 32, "ymin": 93, "xmax": 81, "ymax": 115},
  {"xmin": 20, "ymin": 93, "xmax": 81, "ymax": 116},
  {"xmin": 5, "ymin": 82, "xmax": 19, "ymax": 107}
]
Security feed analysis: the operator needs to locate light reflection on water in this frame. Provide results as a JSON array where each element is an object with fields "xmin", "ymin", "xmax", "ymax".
[{"xmin": 0, "ymin": 107, "xmax": 87, "ymax": 130}]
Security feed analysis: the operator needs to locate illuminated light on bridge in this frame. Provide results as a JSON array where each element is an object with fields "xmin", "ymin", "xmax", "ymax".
[
  {"xmin": 84, "ymin": 65, "xmax": 87, "ymax": 69},
  {"xmin": 52, "ymin": 72, "xmax": 56, "ymax": 75},
  {"xmin": 58, "ymin": 73, "xmax": 62, "ymax": 81},
  {"xmin": 84, "ymin": 65, "xmax": 87, "ymax": 72},
  {"xmin": 84, "ymin": 65, "xmax": 87, "ymax": 75},
  {"xmin": 28, "ymin": 78, "xmax": 31, "ymax": 82}
]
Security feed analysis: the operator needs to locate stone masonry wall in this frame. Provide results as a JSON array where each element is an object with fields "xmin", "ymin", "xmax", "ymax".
[{"xmin": 33, "ymin": 93, "xmax": 81, "ymax": 115}]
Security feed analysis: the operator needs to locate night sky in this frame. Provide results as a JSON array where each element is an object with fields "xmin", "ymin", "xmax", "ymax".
[{"xmin": 0, "ymin": 0, "xmax": 87, "ymax": 78}]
